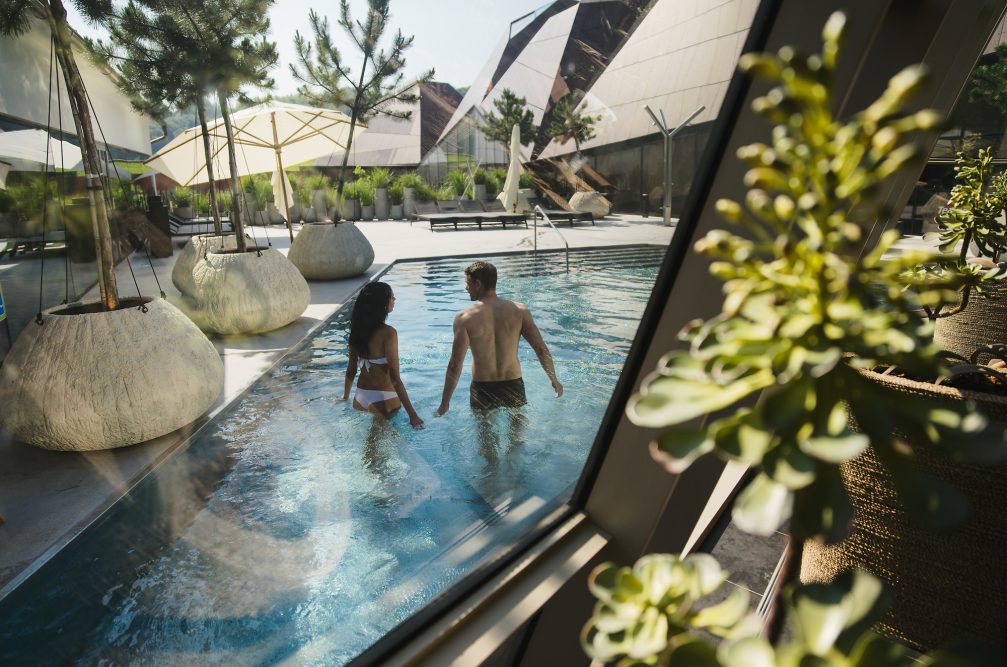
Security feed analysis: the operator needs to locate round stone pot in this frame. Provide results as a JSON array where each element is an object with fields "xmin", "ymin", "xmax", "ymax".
[
  {"xmin": 188, "ymin": 247, "xmax": 310, "ymax": 335},
  {"xmin": 172, "ymin": 233, "xmax": 240, "ymax": 296},
  {"xmin": 288, "ymin": 222, "xmax": 375, "ymax": 280},
  {"xmin": 0, "ymin": 298, "xmax": 223, "ymax": 451}
]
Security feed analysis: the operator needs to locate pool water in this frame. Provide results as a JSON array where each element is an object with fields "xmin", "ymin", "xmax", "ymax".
[{"xmin": 0, "ymin": 246, "xmax": 664, "ymax": 665}]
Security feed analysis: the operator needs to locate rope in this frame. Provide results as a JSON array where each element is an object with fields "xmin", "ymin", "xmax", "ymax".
[
  {"xmin": 36, "ymin": 37, "xmax": 56, "ymax": 326},
  {"xmin": 55, "ymin": 47, "xmax": 71, "ymax": 304},
  {"xmin": 237, "ymin": 135, "xmax": 269, "ymax": 250}
]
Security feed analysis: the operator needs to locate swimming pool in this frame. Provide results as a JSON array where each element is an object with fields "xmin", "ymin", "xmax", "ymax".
[{"xmin": 0, "ymin": 245, "xmax": 665, "ymax": 665}]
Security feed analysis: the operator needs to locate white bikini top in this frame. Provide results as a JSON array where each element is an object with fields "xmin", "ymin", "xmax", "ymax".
[{"xmin": 358, "ymin": 356, "xmax": 388, "ymax": 371}]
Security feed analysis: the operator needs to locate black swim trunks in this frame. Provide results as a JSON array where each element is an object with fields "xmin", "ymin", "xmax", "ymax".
[{"xmin": 470, "ymin": 378, "xmax": 527, "ymax": 410}]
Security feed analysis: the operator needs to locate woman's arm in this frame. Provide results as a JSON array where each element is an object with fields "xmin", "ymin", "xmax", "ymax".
[
  {"xmin": 385, "ymin": 327, "xmax": 424, "ymax": 427},
  {"xmin": 339, "ymin": 350, "xmax": 358, "ymax": 401}
]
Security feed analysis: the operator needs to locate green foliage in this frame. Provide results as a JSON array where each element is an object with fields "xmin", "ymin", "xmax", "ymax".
[
  {"xmin": 388, "ymin": 179, "xmax": 404, "ymax": 205},
  {"xmin": 519, "ymin": 171, "xmax": 535, "ymax": 189},
  {"xmin": 547, "ymin": 93, "xmax": 600, "ymax": 152},
  {"xmin": 481, "ymin": 89, "xmax": 537, "ymax": 147},
  {"xmin": 486, "ymin": 167, "xmax": 506, "ymax": 197},
  {"xmin": 341, "ymin": 179, "xmax": 360, "ymax": 201},
  {"xmin": 303, "ymin": 173, "xmax": 329, "ymax": 193},
  {"xmin": 240, "ymin": 174, "xmax": 274, "ymax": 210},
  {"xmin": 582, "ymin": 553, "xmax": 756, "ymax": 664},
  {"xmin": 446, "ymin": 169, "xmax": 468, "ymax": 197},
  {"xmin": 370, "ymin": 167, "xmax": 392, "ymax": 189},
  {"xmin": 0, "ymin": 190, "xmax": 15, "ymax": 214},
  {"xmin": 625, "ymin": 12, "xmax": 999, "ymax": 544},
  {"xmin": 968, "ymin": 43, "xmax": 1007, "ymax": 111},
  {"xmin": 355, "ymin": 176, "xmax": 375, "ymax": 206},
  {"xmin": 171, "ymin": 187, "xmax": 193, "ymax": 208},
  {"xmin": 397, "ymin": 172, "xmax": 436, "ymax": 201},
  {"xmin": 290, "ymin": 174, "xmax": 314, "ymax": 208},
  {"xmin": 910, "ymin": 148, "xmax": 1007, "ymax": 318},
  {"xmin": 216, "ymin": 189, "xmax": 234, "ymax": 213},
  {"xmin": 473, "ymin": 167, "xmax": 488, "ymax": 185},
  {"xmin": 584, "ymin": 558, "xmax": 994, "ymax": 667},
  {"xmin": 434, "ymin": 184, "xmax": 457, "ymax": 201}
]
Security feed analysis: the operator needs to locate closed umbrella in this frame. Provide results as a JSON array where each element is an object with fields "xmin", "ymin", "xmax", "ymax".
[
  {"xmin": 271, "ymin": 168, "xmax": 295, "ymax": 223},
  {"xmin": 498, "ymin": 123, "xmax": 523, "ymax": 212},
  {"xmin": 146, "ymin": 102, "xmax": 361, "ymax": 239}
]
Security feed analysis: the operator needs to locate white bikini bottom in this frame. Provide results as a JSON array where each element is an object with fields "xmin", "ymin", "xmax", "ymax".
[{"xmin": 354, "ymin": 387, "xmax": 398, "ymax": 409}]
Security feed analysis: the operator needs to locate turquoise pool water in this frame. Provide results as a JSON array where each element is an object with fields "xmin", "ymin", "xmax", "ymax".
[{"xmin": 0, "ymin": 246, "xmax": 664, "ymax": 665}]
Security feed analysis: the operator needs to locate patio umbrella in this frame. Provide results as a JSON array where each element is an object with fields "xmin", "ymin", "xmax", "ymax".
[
  {"xmin": 0, "ymin": 161, "xmax": 9, "ymax": 190},
  {"xmin": 271, "ymin": 168, "xmax": 295, "ymax": 223},
  {"xmin": 498, "ymin": 123, "xmax": 523, "ymax": 212},
  {"xmin": 0, "ymin": 129, "xmax": 82, "ymax": 171},
  {"xmin": 146, "ymin": 102, "xmax": 360, "ymax": 239}
]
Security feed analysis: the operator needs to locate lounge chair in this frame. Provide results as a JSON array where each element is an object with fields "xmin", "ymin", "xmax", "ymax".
[
  {"xmin": 482, "ymin": 200, "xmax": 529, "ymax": 228},
  {"xmin": 416, "ymin": 201, "xmax": 467, "ymax": 230},
  {"xmin": 527, "ymin": 196, "xmax": 595, "ymax": 226}
]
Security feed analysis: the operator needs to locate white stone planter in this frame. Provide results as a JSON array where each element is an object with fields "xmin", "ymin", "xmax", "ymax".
[
  {"xmin": 0, "ymin": 298, "xmax": 223, "ymax": 451},
  {"xmin": 175, "ymin": 206, "xmax": 194, "ymax": 220},
  {"xmin": 187, "ymin": 248, "xmax": 310, "ymax": 335},
  {"xmin": 288, "ymin": 222, "xmax": 375, "ymax": 280},
  {"xmin": 569, "ymin": 191, "xmax": 611, "ymax": 217},
  {"xmin": 172, "ymin": 233, "xmax": 240, "ymax": 296}
]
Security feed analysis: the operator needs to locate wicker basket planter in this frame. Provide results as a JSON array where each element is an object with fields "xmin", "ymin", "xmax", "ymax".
[
  {"xmin": 0, "ymin": 298, "xmax": 223, "ymax": 451},
  {"xmin": 288, "ymin": 221, "xmax": 374, "ymax": 280},
  {"xmin": 934, "ymin": 282, "xmax": 1007, "ymax": 365},
  {"xmin": 801, "ymin": 368, "xmax": 1007, "ymax": 652},
  {"xmin": 172, "ymin": 233, "xmax": 240, "ymax": 296},
  {"xmin": 186, "ymin": 247, "xmax": 310, "ymax": 335}
]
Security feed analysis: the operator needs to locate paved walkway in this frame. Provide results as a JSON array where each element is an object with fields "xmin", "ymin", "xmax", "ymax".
[{"xmin": 0, "ymin": 215, "xmax": 674, "ymax": 597}]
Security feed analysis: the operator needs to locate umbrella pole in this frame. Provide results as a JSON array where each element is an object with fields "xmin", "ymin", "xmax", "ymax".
[{"xmin": 270, "ymin": 113, "xmax": 294, "ymax": 242}]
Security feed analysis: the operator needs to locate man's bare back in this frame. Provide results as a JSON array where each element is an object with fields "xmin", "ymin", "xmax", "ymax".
[{"xmin": 435, "ymin": 261, "xmax": 563, "ymax": 417}]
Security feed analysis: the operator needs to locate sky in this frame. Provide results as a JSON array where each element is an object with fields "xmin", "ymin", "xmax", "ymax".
[{"xmin": 67, "ymin": 0, "xmax": 550, "ymax": 95}]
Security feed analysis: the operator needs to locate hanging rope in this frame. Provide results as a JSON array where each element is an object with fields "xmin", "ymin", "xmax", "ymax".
[
  {"xmin": 35, "ymin": 37, "xmax": 57, "ymax": 326},
  {"xmin": 237, "ymin": 133, "xmax": 269, "ymax": 253},
  {"xmin": 54, "ymin": 45, "xmax": 72, "ymax": 304}
]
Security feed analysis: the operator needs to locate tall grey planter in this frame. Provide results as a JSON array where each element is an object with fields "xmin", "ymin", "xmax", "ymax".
[
  {"xmin": 340, "ymin": 198, "xmax": 359, "ymax": 221},
  {"xmin": 361, "ymin": 205, "xmax": 375, "ymax": 221},
  {"xmin": 312, "ymin": 190, "xmax": 328, "ymax": 221},
  {"xmin": 374, "ymin": 188, "xmax": 390, "ymax": 220},
  {"xmin": 474, "ymin": 184, "xmax": 487, "ymax": 201},
  {"xmin": 390, "ymin": 204, "xmax": 404, "ymax": 220},
  {"xmin": 403, "ymin": 187, "xmax": 416, "ymax": 219}
]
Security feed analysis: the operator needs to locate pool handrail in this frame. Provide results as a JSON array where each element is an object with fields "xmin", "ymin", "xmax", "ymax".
[{"xmin": 532, "ymin": 205, "xmax": 570, "ymax": 272}]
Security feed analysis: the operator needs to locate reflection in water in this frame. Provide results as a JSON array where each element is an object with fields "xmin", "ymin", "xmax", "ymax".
[{"xmin": 0, "ymin": 246, "xmax": 664, "ymax": 665}]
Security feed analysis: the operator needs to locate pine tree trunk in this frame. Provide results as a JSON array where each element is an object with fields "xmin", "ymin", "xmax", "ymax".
[
  {"xmin": 335, "ymin": 60, "xmax": 369, "ymax": 224},
  {"xmin": 216, "ymin": 89, "xmax": 246, "ymax": 253},
  {"xmin": 47, "ymin": 0, "xmax": 118, "ymax": 310},
  {"xmin": 196, "ymin": 96, "xmax": 222, "ymax": 236}
]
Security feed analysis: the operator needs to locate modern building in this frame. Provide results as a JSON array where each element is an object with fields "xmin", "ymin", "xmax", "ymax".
[{"xmin": 311, "ymin": 81, "xmax": 462, "ymax": 171}]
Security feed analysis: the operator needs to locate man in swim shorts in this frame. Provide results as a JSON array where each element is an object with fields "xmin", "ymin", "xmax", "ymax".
[{"xmin": 435, "ymin": 261, "xmax": 563, "ymax": 427}]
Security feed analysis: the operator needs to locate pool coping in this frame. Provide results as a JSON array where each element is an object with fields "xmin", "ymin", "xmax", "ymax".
[{"xmin": 0, "ymin": 242, "xmax": 664, "ymax": 603}]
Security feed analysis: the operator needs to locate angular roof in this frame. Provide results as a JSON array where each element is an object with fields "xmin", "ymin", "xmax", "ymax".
[
  {"xmin": 312, "ymin": 81, "xmax": 462, "ymax": 168},
  {"xmin": 538, "ymin": 0, "xmax": 761, "ymax": 158}
]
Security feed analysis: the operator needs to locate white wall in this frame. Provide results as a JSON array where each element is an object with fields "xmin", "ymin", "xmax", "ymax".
[{"xmin": 0, "ymin": 15, "xmax": 152, "ymax": 157}]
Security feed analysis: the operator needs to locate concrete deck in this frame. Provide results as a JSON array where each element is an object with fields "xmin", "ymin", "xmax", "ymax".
[{"xmin": 0, "ymin": 214, "xmax": 675, "ymax": 598}]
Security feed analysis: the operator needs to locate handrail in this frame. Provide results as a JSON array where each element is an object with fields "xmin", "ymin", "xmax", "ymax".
[{"xmin": 533, "ymin": 205, "xmax": 570, "ymax": 272}]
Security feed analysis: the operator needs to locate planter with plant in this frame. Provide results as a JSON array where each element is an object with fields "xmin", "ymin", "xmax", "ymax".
[
  {"xmin": 303, "ymin": 173, "xmax": 330, "ymax": 222},
  {"xmin": 357, "ymin": 175, "xmax": 376, "ymax": 221},
  {"xmin": 473, "ymin": 167, "xmax": 488, "ymax": 201},
  {"xmin": 446, "ymin": 168, "xmax": 469, "ymax": 199},
  {"xmin": 583, "ymin": 13, "xmax": 1006, "ymax": 664},
  {"xmin": 339, "ymin": 179, "xmax": 360, "ymax": 221},
  {"xmin": 371, "ymin": 167, "xmax": 392, "ymax": 219},
  {"xmin": 389, "ymin": 179, "xmax": 405, "ymax": 219},
  {"xmin": 171, "ymin": 187, "xmax": 194, "ymax": 220}
]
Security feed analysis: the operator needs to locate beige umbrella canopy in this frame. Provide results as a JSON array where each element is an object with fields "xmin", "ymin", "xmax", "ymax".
[
  {"xmin": 498, "ymin": 123, "xmax": 523, "ymax": 212},
  {"xmin": 146, "ymin": 102, "xmax": 362, "ymax": 235}
]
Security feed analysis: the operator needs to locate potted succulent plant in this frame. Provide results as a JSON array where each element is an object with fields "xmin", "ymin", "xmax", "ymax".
[
  {"xmin": 357, "ymin": 174, "xmax": 376, "ymax": 221},
  {"xmin": 583, "ymin": 12, "xmax": 1007, "ymax": 664}
]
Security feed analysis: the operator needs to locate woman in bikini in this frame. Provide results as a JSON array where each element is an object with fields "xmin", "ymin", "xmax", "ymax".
[{"xmin": 339, "ymin": 281, "xmax": 424, "ymax": 429}]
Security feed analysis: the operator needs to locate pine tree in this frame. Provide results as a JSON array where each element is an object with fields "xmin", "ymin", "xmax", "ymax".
[
  {"xmin": 291, "ymin": 0, "xmax": 431, "ymax": 220},
  {"xmin": 546, "ymin": 93, "xmax": 600, "ymax": 154},
  {"xmin": 481, "ymin": 88, "xmax": 536, "ymax": 154}
]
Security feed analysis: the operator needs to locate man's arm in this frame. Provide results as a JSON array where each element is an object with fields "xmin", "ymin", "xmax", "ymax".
[
  {"xmin": 520, "ymin": 307, "xmax": 563, "ymax": 397},
  {"xmin": 436, "ymin": 313, "xmax": 470, "ymax": 416}
]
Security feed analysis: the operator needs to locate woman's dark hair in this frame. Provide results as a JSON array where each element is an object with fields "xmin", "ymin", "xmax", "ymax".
[{"xmin": 349, "ymin": 281, "xmax": 392, "ymax": 355}]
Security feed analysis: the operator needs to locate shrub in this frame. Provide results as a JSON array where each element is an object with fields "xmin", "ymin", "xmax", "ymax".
[
  {"xmin": 446, "ymin": 169, "xmax": 468, "ymax": 197},
  {"xmin": 370, "ymin": 167, "xmax": 392, "ymax": 189},
  {"xmin": 435, "ymin": 184, "xmax": 457, "ymax": 201},
  {"xmin": 171, "ymin": 187, "xmax": 192, "ymax": 208},
  {"xmin": 356, "ymin": 176, "xmax": 376, "ymax": 206},
  {"xmin": 341, "ymin": 179, "xmax": 359, "ymax": 201},
  {"xmin": 216, "ymin": 190, "xmax": 233, "ymax": 213},
  {"xmin": 193, "ymin": 191, "xmax": 210, "ymax": 214},
  {"xmin": 0, "ymin": 190, "xmax": 15, "ymax": 214},
  {"xmin": 388, "ymin": 179, "xmax": 404, "ymax": 205},
  {"xmin": 473, "ymin": 167, "xmax": 488, "ymax": 185},
  {"xmin": 303, "ymin": 172, "xmax": 329, "ymax": 193},
  {"xmin": 519, "ymin": 171, "xmax": 535, "ymax": 189},
  {"xmin": 484, "ymin": 170, "xmax": 501, "ymax": 197}
]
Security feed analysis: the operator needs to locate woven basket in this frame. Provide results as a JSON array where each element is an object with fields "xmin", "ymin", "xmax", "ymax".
[
  {"xmin": 934, "ymin": 282, "xmax": 1007, "ymax": 364},
  {"xmin": 801, "ymin": 368, "xmax": 1007, "ymax": 652}
]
